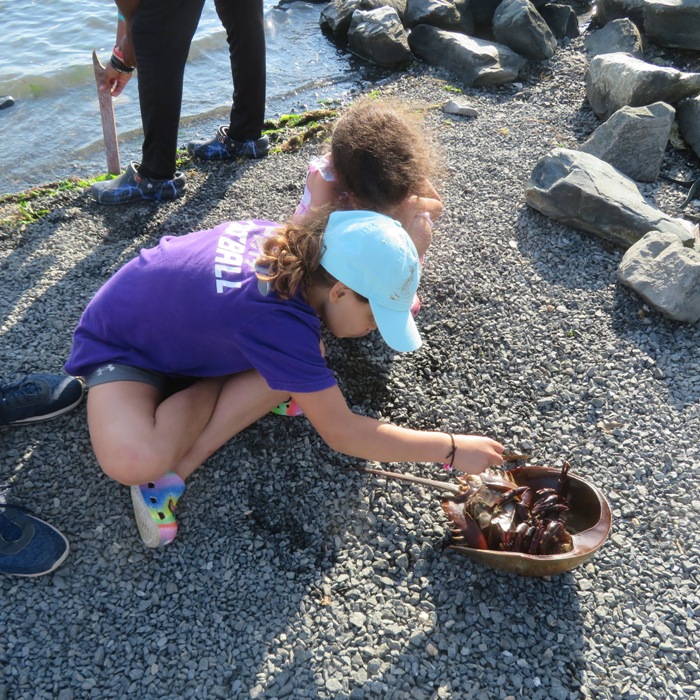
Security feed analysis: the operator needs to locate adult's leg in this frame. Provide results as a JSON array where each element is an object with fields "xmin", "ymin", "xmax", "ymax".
[
  {"xmin": 214, "ymin": 0, "xmax": 266, "ymax": 141},
  {"xmin": 87, "ymin": 377, "xmax": 224, "ymax": 486},
  {"xmin": 173, "ymin": 369, "xmax": 287, "ymax": 481},
  {"xmin": 132, "ymin": 0, "xmax": 206, "ymax": 179}
]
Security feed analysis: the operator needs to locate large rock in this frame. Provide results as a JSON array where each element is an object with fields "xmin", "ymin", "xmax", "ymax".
[
  {"xmin": 524, "ymin": 148, "xmax": 694, "ymax": 249},
  {"xmin": 580, "ymin": 102, "xmax": 675, "ymax": 182},
  {"xmin": 584, "ymin": 18, "xmax": 643, "ymax": 59},
  {"xmin": 618, "ymin": 230, "xmax": 700, "ymax": 323},
  {"xmin": 595, "ymin": 0, "xmax": 646, "ymax": 26},
  {"xmin": 347, "ymin": 7, "xmax": 413, "ymax": 68},
  {"xmin": 408, "ymin": 26, "xmax": 527, "ymax": 86},
  {"xmin": 586, "ymin": 52, "xmax": 700, "ymax": 120},
  {"xmin": 678, "ymin": 94, "xmax": 700, "ymax": 161},
  {"xmin": 643, "ymin": 0, "xmax": 700, "ymax": 51},
  {"xmin": 492, "ymin": 0, "xmax": 557, "ymax": 60},
  {"xmin": 539, "ymin": 3, "xmax": 580, "ymax": 40},
  {"xmin": 404, "ymin": 0, "xmax": 472, "ymax": 31},
  {"xmin": 320, "ymin": 0, "xmax": 407, "ymax": 38},
  {"xmin": 320, "ymin": 0, "xmax": 362, "ymax": 38}
]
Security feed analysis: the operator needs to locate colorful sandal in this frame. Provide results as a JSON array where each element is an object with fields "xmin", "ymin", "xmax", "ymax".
[
  {"xmin": 270, "ymin": 397, "xmax": 304, "ymax": 417},
  {"xmin": 130, "ymin": 472, "xmax": 185, "ymax": 548}
]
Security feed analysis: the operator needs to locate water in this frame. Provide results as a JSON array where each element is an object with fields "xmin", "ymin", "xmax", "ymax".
[{"xmin": 0, "ymin": 0, "xmax": 382, "ymax": 195}]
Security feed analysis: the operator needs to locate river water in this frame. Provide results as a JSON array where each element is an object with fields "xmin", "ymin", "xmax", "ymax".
[{"xmin": 0, "ymin": 0, "xmax": 380, "ymax": 195}]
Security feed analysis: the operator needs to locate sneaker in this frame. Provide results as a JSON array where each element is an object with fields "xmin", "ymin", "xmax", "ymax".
[
  {"xmin": 0, "ymin": 373, "xmax": 84, "ymax": 426},
  {"xmin": 0, "ymin": 504, "xmax": 70, "ymax": 576},
  {"xmin": 130, "ymin": 472, "xmax": 185, "ymax": 548},
  {"xmin": 90, "ymin": 162, "xmax": 186, "ymax": 205},
  {"xmin": 187, "ymin": 126, "xmax": 270, "ymax": 160}
]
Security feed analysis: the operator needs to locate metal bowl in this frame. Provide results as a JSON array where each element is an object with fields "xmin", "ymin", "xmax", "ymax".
[{"xmin": 448, "ymin": 465, "xmax": 612, "ymax": 577}]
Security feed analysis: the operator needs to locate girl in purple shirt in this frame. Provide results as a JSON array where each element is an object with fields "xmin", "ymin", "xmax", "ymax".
[{"xmin": 66, "ymin": 210, "xmax": 503, "ymax": 548}]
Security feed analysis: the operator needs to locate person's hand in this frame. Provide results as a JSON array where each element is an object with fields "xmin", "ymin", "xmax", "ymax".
[
  {"xmin": 394, "ymin": 194, "xmax": 442, "ymax": 258},
  {"xmin": 99, "ymin": 65, "xmax": 132, "ymax": 97},
  {"xmin": 451, "ymin": 435, "xmax": 505, "ymax": 474}
]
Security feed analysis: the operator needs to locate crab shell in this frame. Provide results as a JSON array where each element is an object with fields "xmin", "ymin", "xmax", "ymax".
[{"xmin": 446, "ymin": 466, "xmax": 611, "ymax": 577}]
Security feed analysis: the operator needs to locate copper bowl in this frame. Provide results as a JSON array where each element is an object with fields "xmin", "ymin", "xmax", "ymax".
[{"xmin": 448, "ymin": 465, "xmax": 612, "ymax": 577}]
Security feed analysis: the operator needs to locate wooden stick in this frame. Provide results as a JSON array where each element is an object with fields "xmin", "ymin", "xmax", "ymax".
[{"xmin": 91, "ymin": 50, "xmax": 121, "ymax": 175}]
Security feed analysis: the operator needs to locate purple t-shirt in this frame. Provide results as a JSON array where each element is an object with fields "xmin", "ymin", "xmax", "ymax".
[{"xmin": 65, "ymin": 220, "xmax": 337, "ymax": 394}]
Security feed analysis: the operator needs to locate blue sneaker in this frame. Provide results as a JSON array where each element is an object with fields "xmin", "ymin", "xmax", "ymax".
[
  {"xmin": 0, "ymin": 373, "xmax": 84, "ymax": 426},
  {"xmin": 0, "ymin": 504, "xmax": 70, "ymax": 576},
  {"xmin": 90, "ymin": 162, "xmax": 186, "ymax": 205},
  {"xmin": 187, "ymin": 126, "xmax": 270, "ymax": 160}
]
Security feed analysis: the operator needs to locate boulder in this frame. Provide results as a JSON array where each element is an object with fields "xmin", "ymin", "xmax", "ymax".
[
  {"xmin": 585, "ymin": 52, "xmax": 700, "ymax": 120},
  {"xmin": 643, "ymin": 0, "xmax": 700, "ymax": 51},
  {"xmin": 408, "ymin": 26, "xmax": 527, "ymax": 86},
  {"xmin": 404, "ymin": 0, "xmax": 472, "ymax": 31},
  {"xmin": 524, "ymin": 148, "xmax": 694, "ymax": 249},
  {"xmin": 539, "ymin": 3, "xmax": 580, "ymax": 40},
  {"xmin": 347, "ymin": 7, "xmax": 413, "ymax": 68},
  {"xmin": 678, "ymin": 94, "xmax": 700, "ymax": 161},
  {"xmin": 580, "ymin": 102, "xmax": 676, "ymax": 182},
  {"xmin": 595, "ymin": 0, "xmax": 646, "ymax": 26},
  {"xmin": 320, "ymin": 0, "xmax": 362, "ymax": 38},
  {"xmin": 583, "ymin": 18, "xmax": 643, "ymax": 59},
  {"xmin": 320, "ymin": 0, "xmax": 407, "ymax": 38},
  {"xmin": 492, "ymin": 0, "xmax": 557, "ymax": 60},
  {"xmin": 618, "ymin": 230, "xmax": 700, "ymax": 323}
]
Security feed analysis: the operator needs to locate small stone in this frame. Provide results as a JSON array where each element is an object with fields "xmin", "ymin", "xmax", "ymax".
[{"xmin": 442, "ymin": 97, "xmax": 479, "ymax": 117}]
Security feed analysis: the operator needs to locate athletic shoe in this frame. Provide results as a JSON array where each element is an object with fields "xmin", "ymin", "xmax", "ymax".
[
  {"xmin": 130, "ymin": 472, "xmax": 185, "ymax": 548},
  {"xmin": 0, "ymin": 504, "xmax": 70, "ymax": 576},
  {"xmin": 187, "ymin": 126, "xmax": 270, "ymax": 160},
  {"xmin": 270, "ymin": 397, "xmax": 304, "ymax": 417},
  {"xmin": 90, "ymin": 162, "xmax": 186, "ymax": 205},
  {"xmin": 0, "ymin": 373, "xmax": 84, "ymax": 426}
]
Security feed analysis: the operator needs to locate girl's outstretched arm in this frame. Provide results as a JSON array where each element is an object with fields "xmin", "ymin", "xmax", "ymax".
[
  {"xmin": 393, "ymin": 181, "xmax": 443, "ymax": 258},
  {"xmin": 294, "ymin": 385, "xmax": 504, "ymax": 474},
  {"xmin": 293, "ymin": 160, "xmax": 338, "ymax": 224}
]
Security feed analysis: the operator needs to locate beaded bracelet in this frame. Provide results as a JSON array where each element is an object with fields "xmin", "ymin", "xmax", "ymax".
[{"xmin": 443, "ymin": 433, "xmax": 456, "ymax": 472}]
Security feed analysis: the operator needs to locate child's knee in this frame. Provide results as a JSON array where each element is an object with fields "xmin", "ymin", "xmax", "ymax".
[{"xmin": 96, "ymin": 443, "xmax": 170, "ymax": 486}]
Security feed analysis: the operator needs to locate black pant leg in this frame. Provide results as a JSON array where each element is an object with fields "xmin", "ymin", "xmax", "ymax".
[
  {"xmin": 132, "ymin": 0, "xmax": 206, "ymax": 179},
  {"xmin": 213, "ymin": 0, "xmax": 267, "ymax": 141}
]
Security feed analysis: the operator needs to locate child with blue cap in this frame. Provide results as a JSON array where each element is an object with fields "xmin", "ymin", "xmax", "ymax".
[{"xmin": 66, "ymin": 211, "xmax": 504, "ymax": 548}]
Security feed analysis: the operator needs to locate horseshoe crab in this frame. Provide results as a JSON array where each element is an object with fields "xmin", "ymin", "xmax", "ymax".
[{"xmin": 351, "ymin": 463, "xmax": 611, "ymax": 577}]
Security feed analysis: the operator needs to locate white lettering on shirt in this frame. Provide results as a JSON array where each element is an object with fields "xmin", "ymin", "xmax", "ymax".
[{"xmin": 214, "ymin": 223, "xmax": 271, "ymax": 294}]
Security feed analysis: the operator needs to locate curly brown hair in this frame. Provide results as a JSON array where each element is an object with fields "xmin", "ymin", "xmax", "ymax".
[
  {"xmin": 330, "ymin": 97, "xmax": 437, "ymax": 212},
  {"xmin": 256, "ymin": 211, "xmax": 338, "ymax": 300}
]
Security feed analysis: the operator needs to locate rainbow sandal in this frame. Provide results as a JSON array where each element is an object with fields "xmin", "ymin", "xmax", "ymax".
[
  {"xmin": 270, "ymin": 397, "xmax": 304, "ymax": 417},
  {"xmin": 130, "ymin": 472, "xmax": 185, "ymax": 548}
]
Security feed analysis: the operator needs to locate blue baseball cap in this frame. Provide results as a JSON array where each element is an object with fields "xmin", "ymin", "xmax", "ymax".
[{"xmin": 320, "ymin": 210, "xmax": 422, "ymax": 352}]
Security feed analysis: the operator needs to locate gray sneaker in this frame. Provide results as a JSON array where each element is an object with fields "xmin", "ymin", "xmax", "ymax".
[
  {"xmin": 187, "ymin": 126, "xmax": 270, "ymax": 160},
  {"xmin": 90, "ymin": 162, "xmax": 186, "ymax": 205}
]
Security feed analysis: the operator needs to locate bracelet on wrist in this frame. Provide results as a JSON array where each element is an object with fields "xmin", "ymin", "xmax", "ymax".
[
  {"xmin": 443, "ymin": 433, "xmax": 456, "ymax": 472},
  {"xmin": 110, "ymin": 53, "xmax": 134, "ymax": 74}
]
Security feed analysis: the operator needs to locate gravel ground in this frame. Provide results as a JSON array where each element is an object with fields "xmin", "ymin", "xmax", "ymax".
[{"xmin": 1, "ymin": 33, "xmax": 699, "ymax": 700}]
